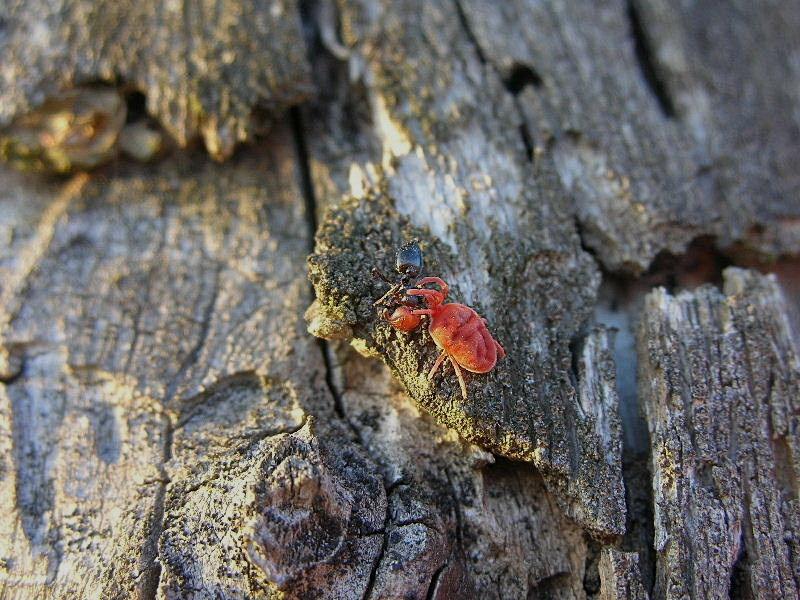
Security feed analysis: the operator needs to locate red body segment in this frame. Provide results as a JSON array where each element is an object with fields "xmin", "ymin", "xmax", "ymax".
[
  {"xmin": 428, "ymin": 303, "xmax": 504, "ymax": 373},
  {"xmin": 386, "ymin": 306, "xmax": 423, "ymax": 332},
  {"xmin": 406, "ymin": 276, "xmax": 505, "ymax": 399}
]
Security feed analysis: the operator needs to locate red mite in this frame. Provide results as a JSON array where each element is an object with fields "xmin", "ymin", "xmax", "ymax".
[{"xmin": 406, "ymin": 277, "xmax": 505, "ymax": 400}]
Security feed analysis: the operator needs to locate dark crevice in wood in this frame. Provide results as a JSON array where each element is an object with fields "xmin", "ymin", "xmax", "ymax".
[
  {"xmin": 518, "ymin": 123, "xmax": 534, "ymax": 162},
  {"xmin": 643, "ymin": 235, "xmax": 730, "ymax": 293},
  {"xmin": 291, "ymin": 93, "xmax": 387, "ymax": 451},
  {"xmin": 582, "ymin": 537, "xmax": 602, "ymax": 595},
  {"xmin": 443, "ymin": 468, "xmax": 465, "ymax": 554},
  {"xmin": 729, "ymin": 543, "xmax": 754, "ymax": 600},
  {"xmin": 620, "ymin": 454, "xmax": 657, "ymax": 596},
  {"xmin": 361, "ymin": 531, "xmax": 387, "ymax": 600},
  {"xmin": 567, "ymin": 333, "xmax": 583, "ymax": 391},
  {"xmin": 291, "ymin": 104, "xmax": 395, "ymax": 600},
  {"xmin": 362, "ymin": 489, "xmax": 393, "ymax": 600},
  {"xmin": 598, "ymin": 235, "xmax": 730, "ymax": 295},
  {"xmin": 503, "ymin": 63, "xmax": 543, "ymax": 95},
  {"xmin": 290, "ymin": 105, "xmax": 343, "ymax": 421},
  {"xmin": 425, "ymin": 562, "xmax": 447, "ymax": 600},
  {"xmin": 626, "ymin": 0, "xmax": 677, "ymax": 118},
  {"xmin": 453, "ymin": 0, "xmax": 545, "ymax": 172},
  {"xmin": 453, "ymin": 0, "xmax": 487, "ymax": 65},
  {"xmin": 124, "ymin": 90, "xmax": 147, "ymax": 123},
  {"xmin": 320, "ymin": 341, "xmax": 357, "ymax": 428},
  {"xmin": 593, "ymin": 273, "xmax": 656, "ymax": 591},
  {"xmin": 297, "ymin": 0, "xmax": 319, "ymax": 51},
  {"xmin": 593, "ymin": 278, "xmax": 642, "ymax": 450},
  {"xmin": 291, "ymin": 103, "xmax": 385, "ymax": 461},
  {"xmin": 571, "ymin": 216, "xmax": 595, "ymax": 259},
  {"xmin": 290, "ymin": 105, "xmax": 348, "ymax": 421},
  {"xmin": 529, "ymin": 571, "xmax": 571, "ymax": 598},
  {"xmin": 292, "ymin": 106, "xmax": 363, "ymax": 435},
  {"xmin": 140, "ymin": 413, "xmax": 174, "ymax": 600},
  {"xmin": 291, "ymin": 106, "xmax": 319, "ymax": 244}
]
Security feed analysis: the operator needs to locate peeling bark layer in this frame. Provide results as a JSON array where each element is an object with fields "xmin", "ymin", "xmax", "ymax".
[
  {"xmin": 638, "ymin": 268, "xmax": 800, "ymax": 599},
  {"xmin": 0, "ymin": 0, "xmax": 312, "ymax": 159}
]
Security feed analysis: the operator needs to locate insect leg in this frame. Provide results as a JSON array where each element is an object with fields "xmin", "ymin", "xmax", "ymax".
[
  {"xmin": 371, "ymin": 266, "xmax": 393, "ymax": 283},
  {"xmin": 449, "ymin": 356, "xmax": 468, "ymax": 400},
  {"xmin": 428, "ymin": 349, "xmax": 448, "ymax": 379},
  {"xmin": 413, "ymin": 277, "xmax": 449, "ymax": 299},
  {"xmin": 406, "ymin": 289, "xmax": 443, "ymax": 306},
  {"xmin": 373, "ymin": 282, "xmax": 402, "ymax": 306}
]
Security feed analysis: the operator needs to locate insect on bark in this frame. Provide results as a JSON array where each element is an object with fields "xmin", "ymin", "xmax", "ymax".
[{"xmin": 374, "ymin": 242, "xmax": 505, "ymax": 399}]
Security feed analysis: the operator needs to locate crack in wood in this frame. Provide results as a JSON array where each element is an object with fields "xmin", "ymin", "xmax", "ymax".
[
  {"xmin": 626, "ymin": 0, "xmax": 676, "ymax": 118},
  {"xmin": 425, "ymin": 561, "xmax": 447, "ymax": 600}
]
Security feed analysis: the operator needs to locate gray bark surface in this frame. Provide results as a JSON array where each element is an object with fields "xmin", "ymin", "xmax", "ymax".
[
  {"xmin": 458, "ymin": 0, "xmax": 800, "ymax": 272},
  {"xmin": 0, "ymin": 1, "xmax": 798, "ymax": 599},
  {"xmin": 634, "ymin": 0, "xmax": 800, "ymax": 260}
]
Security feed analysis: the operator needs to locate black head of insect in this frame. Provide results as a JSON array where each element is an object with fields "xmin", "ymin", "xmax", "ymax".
[
  {"xmin": 372, "ymin": 239, "xmax": 426, "ymax": 315},
  {"xmin": 395, "ymin": 239, "xmax": 423, "ymax": 281}
]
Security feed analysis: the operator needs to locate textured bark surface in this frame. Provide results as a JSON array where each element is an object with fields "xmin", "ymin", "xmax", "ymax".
[
  {"xmin": 599, "ymin": 549, "xmax": 649, "ymax": 600},
  {"xmin": 633, "ymin": 0, "xmax": 800, "ymax": 260},
  {"xmin": 458, "ymin": 0, "xmax": 800, "ymax": 272},
  {"xmin": 638, "ymin": 268, "xmax": 800, "ymax": 600},
  {"xmin": 0, "ymin": 1, "xmax": 799, "ymax": 599}
]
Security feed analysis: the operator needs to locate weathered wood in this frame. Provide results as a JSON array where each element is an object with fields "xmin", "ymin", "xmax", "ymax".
[
  {"xmin": 633, "ymin": 0, "xmax": 800, "ymax": 259},
  {"xmin": 638, "ymin": 268, "xmax": 800, "ymax": 599},
  {"xmin": 0, "ymin": 0, "xmax": 312, "ymax": 159},
  {"xmin": 0, "ymin": 126, "xmax": 343, "ymax": 598},
  {"xmin": 322, "ymin": 342, "xmax": 597, "ymax": 599},
  {"xmin": 599, "ymin": 549, "xmax": 649, "ymax": 600},
  {"xmin": 1, "ymin": 0, "xmax": 799, "ymax": 598},
  {"xmin": 457, "ymin": 0, "xmax": 800, "ymax": 272},
  {"xmin": 457, "ymin": 0, "xmax": 703, "ymax": 273},
  {"xmin": 0, "ymin": 122, "xmax": 617, "ymax": 599}
]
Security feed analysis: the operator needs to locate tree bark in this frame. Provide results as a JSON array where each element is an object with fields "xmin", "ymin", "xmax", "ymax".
[
  {"xmin": 638, "ymin": 268, "xmax": 800, "ymax": 599},
  {"xmin": 0, "ymin": 1, "xmax": 798, "ymax": 599}
]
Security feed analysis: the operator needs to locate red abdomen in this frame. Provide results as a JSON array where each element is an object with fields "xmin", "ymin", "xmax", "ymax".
[{"xmin": 429, "ymin": 303, "xmax": 505, "ymax": 373}]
